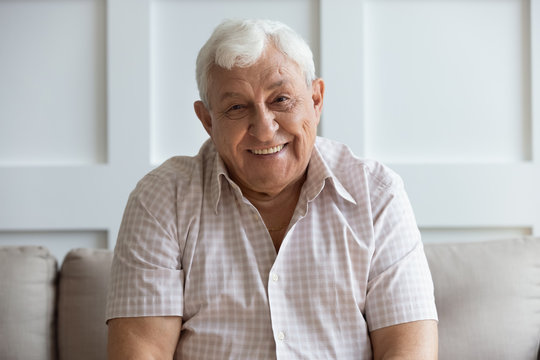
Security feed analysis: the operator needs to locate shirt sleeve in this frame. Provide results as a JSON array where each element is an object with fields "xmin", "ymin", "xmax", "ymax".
[
  {"xmin": 106, "ymin": 173, "xmax": 184, "ymax": 321},
  {"xmin": 365, "ymin": 169, "xmax": 438, "ymax": 331}
]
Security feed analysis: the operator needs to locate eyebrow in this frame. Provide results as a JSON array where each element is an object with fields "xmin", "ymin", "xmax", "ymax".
[
  {"xmin": 220, "ymin": 92, "xmax": 243, "ymax": 102},
  {"xmin": 268, "ymin": 80, "xmax": 286, "ymax": 90},
  {"xmin": 218, "ymin": 80, "xmax": 289, "ymax": 102}
]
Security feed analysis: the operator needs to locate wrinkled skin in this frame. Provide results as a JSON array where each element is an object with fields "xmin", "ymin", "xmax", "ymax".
[{"xmin": 194, "ymin": 45, "xmax": 324, "ymax": 200}]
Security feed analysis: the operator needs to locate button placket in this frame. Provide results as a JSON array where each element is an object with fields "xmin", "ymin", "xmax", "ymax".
[{"xmin": 268, "ymin": 264, "xmax": 289, "ymax": 351}]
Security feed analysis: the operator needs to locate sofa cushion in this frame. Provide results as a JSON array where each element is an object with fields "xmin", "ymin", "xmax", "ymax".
[
  {"xmin": 0, "ymin": 246, "xmax": 57, "ymax": 360},
  {"xmin": 425, "ymin": 237, "xmax": 540, "ymax": 360},
  {"xmin": 57, "ymin": 248, "xmax": 113, "ymax": 360}
]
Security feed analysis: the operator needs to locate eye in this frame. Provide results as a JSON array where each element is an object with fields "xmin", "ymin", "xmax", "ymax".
[
  {"xmin": 222, "ymin": 103, "xmax": 248, "ymax": 120},
  {"xmin": 271, "ymin": 95, "xmax": 294, "ymax": 112},
  {"xmin": 228, "ymin": 104, "xmax": 244, "ymax": 111}
]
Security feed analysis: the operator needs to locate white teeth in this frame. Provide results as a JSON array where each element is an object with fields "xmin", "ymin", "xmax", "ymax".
[{"xmin": 251, "ymin": 144, "xmax": 284, "ymax": 155}]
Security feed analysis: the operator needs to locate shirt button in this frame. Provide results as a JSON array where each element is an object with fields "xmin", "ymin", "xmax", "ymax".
[
  {"xmin": 277, "ymin": 331, "xmax": 285, "ymax": 341},
  {"xmin": 271, "ymin": 273, "xmax": 279, "ymax": 282}
]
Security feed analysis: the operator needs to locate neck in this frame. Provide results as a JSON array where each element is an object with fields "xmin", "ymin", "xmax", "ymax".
[
  {"xmin": 242, "ymin": 173, "xmax": 307, "ymax": 253},
  {"xmin": 242, "ymin": 172, "xmax": 306, "ymax": 213},
  {"xmin": 240, "ymin": 173, "xmax": 305, "ymax": 238}
]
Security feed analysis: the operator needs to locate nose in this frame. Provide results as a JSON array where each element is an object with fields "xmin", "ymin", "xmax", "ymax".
[{"xmin": 248, "ymin": 104, "xmax": 278, "ymax": 141}]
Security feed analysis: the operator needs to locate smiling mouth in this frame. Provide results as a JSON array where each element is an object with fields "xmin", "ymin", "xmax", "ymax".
[{"xmin": 250, "ymin": 144, "xmax": 285, "ymax": 155}]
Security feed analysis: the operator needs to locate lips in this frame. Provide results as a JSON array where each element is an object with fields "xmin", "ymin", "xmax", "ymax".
[{"xmin": 250, "ymin": 144, "xmax": 285, "ymax": 155}]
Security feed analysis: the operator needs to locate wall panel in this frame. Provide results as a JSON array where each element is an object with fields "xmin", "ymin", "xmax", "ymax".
[
  {"xmin": 363, "ymin": 0, "xmax": 531, "ymax": 163},
  {"xmin": 0, "ymin": 0, "xmax": 107, "ymax": 165}
]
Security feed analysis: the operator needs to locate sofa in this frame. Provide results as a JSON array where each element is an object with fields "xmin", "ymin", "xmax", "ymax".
[{"xmin": 1, "ymin": 237, "xmax": 539, "ymax": 360}]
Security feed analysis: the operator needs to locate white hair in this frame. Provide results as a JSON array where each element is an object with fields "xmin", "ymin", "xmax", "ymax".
[{"xmin": 196, "ymin": 19, "xmax": 316, "ymax": 107}]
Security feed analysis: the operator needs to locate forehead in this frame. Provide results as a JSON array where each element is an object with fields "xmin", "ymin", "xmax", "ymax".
[{"xmin": 209, "ymin": 47, "xmax": 305, "ymax": 96}]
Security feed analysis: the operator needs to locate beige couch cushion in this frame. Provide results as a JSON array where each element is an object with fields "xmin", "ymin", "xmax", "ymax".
[
  {"xmin": 57, "ymin": 248, "xmax": 113, "ymax": 360},
  {"xmin": 425, "ymin": 237, "xmax": 540, "ymax": 360},
  {"xmin": 0, "ymin": 246, "xmax": 57, "ymax": 360}
]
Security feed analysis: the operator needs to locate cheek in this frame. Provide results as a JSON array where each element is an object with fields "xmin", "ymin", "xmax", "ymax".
[
  {"xmin": 283, "ymin": 119, "xmax": 317, "ymax": 161},
  {"xmin": 283, "ymin": 107, "xmax": 315, "ymax": 134},
  {"xmin": 213, "ymin": 122, "xmax": 246, "ymax": 154},
  {"xmin": 300, "ymin": 114, "xmax": 318, "ymax": 141}
]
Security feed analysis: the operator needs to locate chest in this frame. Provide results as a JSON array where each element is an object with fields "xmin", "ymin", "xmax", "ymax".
[{"xmin": 180, "ymin": 191, "xmax": 373, "ymax": 318}]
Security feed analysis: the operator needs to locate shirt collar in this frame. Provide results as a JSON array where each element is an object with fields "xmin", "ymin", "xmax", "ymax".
[
  {"xmin": 302, "ymin": 141, "xmax": 357, "ymax": 205},
  {"xmin": 210, "ymin": 151, "xmax": 243, "ymax": 214},
  {"xmin": 210, "ymin": 138, "xmax": 357, "ymax": 214}
]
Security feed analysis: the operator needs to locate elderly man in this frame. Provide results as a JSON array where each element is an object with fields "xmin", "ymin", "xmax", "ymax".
[{"xmin": 106, "ymin": 19, "xmax": 438, "ymax": 359}]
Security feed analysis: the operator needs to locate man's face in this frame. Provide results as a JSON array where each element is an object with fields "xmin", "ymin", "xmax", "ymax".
[{"xmin": 195, "ymin": 46, "xmax": 324, "ymax": 197}]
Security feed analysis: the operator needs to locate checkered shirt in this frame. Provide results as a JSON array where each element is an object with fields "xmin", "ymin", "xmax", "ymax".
[{"xmin": 106, "ymin": 136, "xmax": 438, "ymax": 359}]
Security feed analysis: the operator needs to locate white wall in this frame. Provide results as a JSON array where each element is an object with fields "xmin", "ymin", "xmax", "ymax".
[{"xmin": 1, "ymin": 0, "xmax": 539, "ymax": 261}]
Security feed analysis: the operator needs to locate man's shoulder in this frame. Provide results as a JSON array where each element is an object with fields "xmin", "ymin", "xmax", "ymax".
[
  {"xmin": 136, "ymin": 139, "xmax": 216, "ymax": 193},
  {"xmin": 315, "ymin": 137, "xmax": 401, "ymax": 191}
]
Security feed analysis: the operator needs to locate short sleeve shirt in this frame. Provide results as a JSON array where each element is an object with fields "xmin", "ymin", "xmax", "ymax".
[{"xmin": 106, "ymin": 136, "xmax": 438, "ymax": 359}]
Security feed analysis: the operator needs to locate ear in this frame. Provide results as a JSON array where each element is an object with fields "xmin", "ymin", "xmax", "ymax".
[
  {"xmin": 311, "ymin": 78, "xmax": 325, "ymax": 119},
  {"xmin": 194, "ymin": 100, "xmax": 213, "ymax": 136}
]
